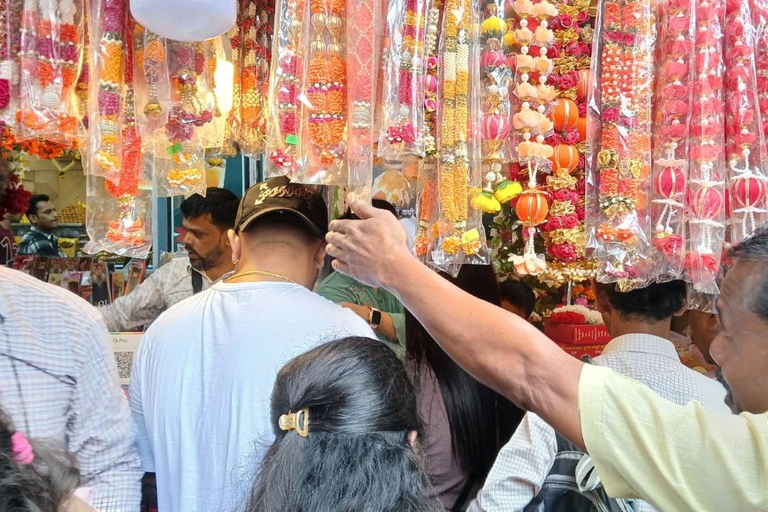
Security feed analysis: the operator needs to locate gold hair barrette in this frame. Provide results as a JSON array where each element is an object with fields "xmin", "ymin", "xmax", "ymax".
[{"xmin": 279, "ymin": 408, "xmax": 309, "ymax": 437}]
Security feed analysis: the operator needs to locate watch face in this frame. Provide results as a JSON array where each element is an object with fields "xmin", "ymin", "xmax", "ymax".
[{"xmin": 371, "ymin": 309, "xmax": 382, "ymax": 325}]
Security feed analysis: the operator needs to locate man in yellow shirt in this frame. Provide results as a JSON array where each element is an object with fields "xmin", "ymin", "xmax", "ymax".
[{"xmin": 326, "ymin": 200, "xmax": 768, "ymax": 511}]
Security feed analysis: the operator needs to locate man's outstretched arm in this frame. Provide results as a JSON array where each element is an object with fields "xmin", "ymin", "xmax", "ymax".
[{"xmin": 325, "ymin": 199, "xmax": 584, "ymax": 446}]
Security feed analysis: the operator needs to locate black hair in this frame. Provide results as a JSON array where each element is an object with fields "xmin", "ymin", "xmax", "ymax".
[
  {"xmin": 241, "ymin": 211, "xmax": 320, "ymax": 242},
  {"xmin": 499, "ymin": 280, "xmax": 536, "ymax": 318},
  {"xmin": 26, "ymin": 195, "xmax": 50, "ymax": 218},
  {"xmin": 729, "ymin": 224, "xmax": 768, "ymax": 322},
  {"xmin": 339, "ymin": 199, "xmax": 398, "ymax": 220},
  {"xmin": 0, "ymin": 408, "xmax": 80, "ymax": 511},
  {"xmin": 179, "ymin": 187, "xmax": 239, "ymax": 231},
  {"xmin": 246, "ymin": 337, "xmax": 441, "ymax": 512},
  {"xmin": 406, "ymin": 265, "xmax": 525, "ymax": 481},
  {"xmin": 597, "ymin": 279, "xmax": 686, "ymax": 321}
]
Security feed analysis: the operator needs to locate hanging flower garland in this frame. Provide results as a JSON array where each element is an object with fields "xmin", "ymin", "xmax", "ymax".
[
  {"xmin": 223, "ymin": 1, "xmax": 243, "ymax": 154},
  {"xmin": 266, "ymin": 0, "xmax": 305, "ymax": 176},
  {"xmin": 378, "ymin": 0, "xmax": 430, "ymax": 159},
  {"xmin": 507, "ymin": 0, "xmax": 557, "ymax": 277},
  {"xmin": 724, "ymin": 0, "xmax": 768, "ymax": 245},
  {"xmin": 590, "ymin": 0, "xmax": 656, "ymax": 289},
  {"xmin": 239, "ymin": 0, "xmax": 273, "ymax": 155},
  {"xmin": 475, "ymin": 0, "xmax": 517, "ymax": 215},
  {"xmin": 684, "ymin": 0, "xmax": 726, "ymax": 295},
  {"xmin": 649, "ymin": 0, "xmax": 695, "ymax": 277},
  {"xmin": 92, "ymin": 0, "xmax": 126, "ymax": 177},
  {"xmin": 413, "ymin": 0, "xmax": 441, "ymax": 258},
  {"xmin": 302, "ymin": 0, "xmax": 347, "ymax": 183},
  {"xmin": 346, "ymin": 0, "xmax": 379, "ymax": 195}
]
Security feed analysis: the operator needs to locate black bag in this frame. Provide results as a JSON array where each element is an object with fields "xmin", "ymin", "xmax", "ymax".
[
  {"xmin": 524, "ymin": 356, "xmax": 635, "ymax": 512},
  {"xmin": 523, "ymin": 434, "xmax": 636, "ymax": 512},
  {"xmin": 191, "ymin": 270, "xmax": 203, "ymax": 295}
]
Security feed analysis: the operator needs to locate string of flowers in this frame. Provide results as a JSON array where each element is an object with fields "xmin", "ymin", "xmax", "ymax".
[
  {"xmin": 0, "ymin": 0, "xmax": 10, "ymax": 114},
  {"xmin": 266, "ymin": 0, "xmax": 305, "ymax": 176},
  {"xmin": 473, "ymin": 0, "xmax": 517, "ymax": 216},
  {"xmin": 379, "ymin": 0, "xmax": 429, "ymax": 159},
  {"xmin": 303, "ymin": 0, "xmax": 347, "ymax": 182},
  {"xmin": 346, "ymin": 0, "xmax": 378, "ymax": 195},
  {"xmin": 724, "ymin": 0, "xmax": 768, "ymax": 245},
  {"xmin": 649, "ymin": 0, "xmax": 695, "ymax": 279},
  {"xmin": 591, "ymin": 0, "xmax": 656, "ymax": 289},
  {"xmin": 239, "ymin": 0, "xmax": 272, "ymax": 155},
  {"xmin": 537, "ymin": 0, "xmax": 595, "ymax": 286},
  {"xmin": 223, "ymin": 2, "xmax": 243, "ymax": 154},
  {"xmin": 684, "ymin": 0, "xmax": 726, "ymax": 295},
  {"xmin": 413, "ymin": 0, "xmax": 441, "ymax": 258},
  {"xmin": 507, "ymin": 0, "xmax": 557, "ymax": 277},
  {"xmin": 93, "ymin": 0, "xmax": 126, "ymax": 177}
]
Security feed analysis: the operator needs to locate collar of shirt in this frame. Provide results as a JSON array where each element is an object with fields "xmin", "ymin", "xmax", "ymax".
[
  {"xmin": 186, "ymin": 264, "xmax": 233, "ymax": 285},
  {"xmin": 600, "ymin": 333, "xmax": 680, "ymax": 362},
  {"xmin": 30, "ymin": 225, "xmax": 57, "ymax": 241}
]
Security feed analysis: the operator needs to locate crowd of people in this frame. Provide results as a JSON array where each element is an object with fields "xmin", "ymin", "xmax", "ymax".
[{"xmin": 1, "ymin": 162, "xmax": 766, "ymax": 511}]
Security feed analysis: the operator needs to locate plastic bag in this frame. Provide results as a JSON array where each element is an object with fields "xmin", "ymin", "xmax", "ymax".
[
  {"xmin": 222, "ymin": 6, "xmax": 244, "ymax": 156},
  {"xmin": 153, "ymin": 140, "xmax": 207, "ymax": 197},
  {"xmin": 685, "ymin": 0, "xmax": 726, "ymax": 296},
  {"xmin": 130, "ymin": 0, "xmax": 236, "ymax": 42},
  {"xmin": 649, "ymin": 0, "xmax": 695, "ymax": 281},
  {"xmin": 265, "ymin": 0, "xmax": 309, "ymax": 179},
  {"xmin": 432, "ymin": 0, "xmax": 487, "ymax": 270},
  {"xmin": 724, "ymin": 0, "xmax": 768, "ymax": 245},
  {"xmin": 237, "ymin": 0, "xmax": 273, "ymax": 156},
  {"xmin": 89, "ymin": 0, "xmax": 127, "ymax": 179},
  {"xmin": 296, "ymin": 0, "xmax": 348, "ymax": 185},
  {"xmin": 0, "ymin": 0, "xmax": 23, "ymax": 127},
  {"xmin": 377, "ymin": 0, "xmax": 431, "ymax": 160},
  {"xmin": 345, "ymin": 0, "xmax": 382, "ymax": 199},
  {"xmin": 18, "ymin": 0, "xmax": 84, "ymax": 143},
  {"xmin": 133, "ymin": 26, "xmax": 171, "ymax": 135},
  {"xmin": 586, "ymin": 0, "xmax": 657, "ymax": 290}
]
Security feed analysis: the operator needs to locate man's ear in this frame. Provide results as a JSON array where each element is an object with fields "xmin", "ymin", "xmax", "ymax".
[
  {"xmin": 709, "ymin": 312, "xmax": 722, "ymax": 333},
  {"xmin": 228, "ymin": 229, "xmax": 242, "ymax": 264},
  {"xmin": 593, "ymin": 280, "xmax": 611, "ymax": 314},
  {"xmin": 314, "ymin": 240, "xmax": 327, "ymax": 269}
]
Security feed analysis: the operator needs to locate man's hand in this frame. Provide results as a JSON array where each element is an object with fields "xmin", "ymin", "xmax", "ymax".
[{"xmin": 326, "ymin": 199, "xmax": 413, "ymax": 288}]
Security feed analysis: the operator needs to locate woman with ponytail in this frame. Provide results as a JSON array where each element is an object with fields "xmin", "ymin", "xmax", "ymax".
[{"xmin": 246, "ymin": 337, "xmax": 442, "ymax": 512}]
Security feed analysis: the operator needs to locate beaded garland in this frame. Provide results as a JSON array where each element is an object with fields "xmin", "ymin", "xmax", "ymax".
[
  {"xmin": 593, "ymin": 0, "xmax": 656, "ymax": 288},
  {"xmin": 413, "ymin": 0, "xmax": 441, "ymax": 258},
  {"xmin": 239, "ymin": 0, "xmax": 273, "ymax": 155},
  {"xmin": 141, "ymin": 28, "xmax": 166, "ymax": 122},
  {"xmin": 223, "ymin": 3, "xmax": 243, "ymax": 153},
  {"xmin": 303, "ymin": 0, "xmax": 347, "ymax": 181},
  {"xmin": 267, "ymin": 0, "xmax": 305, "ymax": 176},
  {"xmin": 94, "ymin": 0, "xmax": 126, "ymax": 175},
  {"xmin": 684, "ymin": 0, "xmax": 726, "ymax": 295},
  {"xmin": 649, "ymin": 0, "xmax": 695, "ymax": 277}
]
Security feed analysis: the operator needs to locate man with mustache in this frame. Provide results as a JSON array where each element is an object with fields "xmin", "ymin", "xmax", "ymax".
[{"xmin": 100, "ymin": 187, "xmax": 239, "ymax": 332}]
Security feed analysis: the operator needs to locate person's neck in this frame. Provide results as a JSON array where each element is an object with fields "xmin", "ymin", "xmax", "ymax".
[
  {"xmin": 203, "ymin": 260, "xmax": 235, "ymax": 283},
  {"xmin": 0, "ymin": 217, "xmax": 10, "ymax": 230},
  {"xmin": 609, "ymin": 317, "xmax": 672, "ymax": 340},
  {"xmin": 232, "ymin": 255, "xmax": 314, "ymax": 289},
  {"xmin": 33, "ymin": 224, "xmax": 52, "ymax": 234}
]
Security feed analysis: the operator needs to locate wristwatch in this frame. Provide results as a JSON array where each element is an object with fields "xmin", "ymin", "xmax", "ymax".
[{"xmin": 367, "ymin": 306, "xmax": 382, "ymax": 330}]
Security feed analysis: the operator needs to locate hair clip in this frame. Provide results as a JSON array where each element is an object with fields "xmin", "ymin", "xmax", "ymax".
[
  {"xmin": 11, "ymin": 431, "xmax": 34, "ymax": 465},
  {"xmin": 279, "ymin": 408, "xmax": 309, "ymax": 437}
]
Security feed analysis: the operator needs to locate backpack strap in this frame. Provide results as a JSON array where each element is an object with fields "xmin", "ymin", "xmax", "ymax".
[
  {"xmin": 191, "ymin": 269, "xmax": 203, "ymax": 295},
  {"xmin": 451, "ymin": 474, "xmax": 478, "ymax": 512}
]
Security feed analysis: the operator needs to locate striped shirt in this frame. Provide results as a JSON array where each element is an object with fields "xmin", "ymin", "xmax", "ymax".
[{"xmin": 0, "ymin": 267, "xmax": 141, "ymax": 511}]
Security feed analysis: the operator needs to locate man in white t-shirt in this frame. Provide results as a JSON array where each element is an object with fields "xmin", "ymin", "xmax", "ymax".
[{"xmin": 129, "ymin": 176, "xmax": 375, "ymax": 512}]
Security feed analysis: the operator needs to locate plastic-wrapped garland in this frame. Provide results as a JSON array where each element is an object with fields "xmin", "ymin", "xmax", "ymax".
[
  {"xmin": 222, "ymin": 4, "xmax": 243, "ymax": 155},
  {"xmin": 266, "ymin": 0, "xmax": 306, "ymax": 177},
  {"xmin": 413, "ymin": 0, "xmax": 440, "ymax": 259},
  {"xmin": 724, "ymin": 0, "xmax": 768, "ymax": 245},
  {"xmin": 239, "ymin": 0, "xmax": 272, "ymax": 155},
  {"xmin": 649, "ymin": 0, "xmax": 695, "ymax": 280},
  {"xmin": 685, "ymin": 0, "xmax": 726, "ymax": 295},
  {"xmin": 301, "ymin": 0, "xmax": 347, "ymax": 184},
  {"xmin": 436, "ymin": 0, "xmax": 478, "ymax": 262},
  {"xmin": 475, "ymin": 0, "xmax": 514, "ymax": 216},
  {"xmin": 378, "ymin": 0, "xmax": 430, "ymax": 159},
  {"xmin": 136, "ymin": 27, "xmax": 170, "ymax": 133},
  {"xmin": 592, "ymin": 0, "xmax": 657, "ymax": 289},
  {"xmin": 92, "ymin": 0, "xmax": 126, "ymax": 178},
  {"xmin": 345, "ymin": 0, "xmax": 380, "ymax": 198},
  {"xmin": 0, "ymin": 0, "xmax": 14, "ymax": 123}
]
